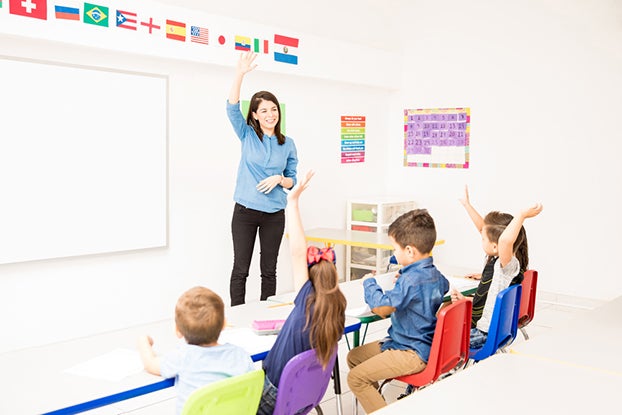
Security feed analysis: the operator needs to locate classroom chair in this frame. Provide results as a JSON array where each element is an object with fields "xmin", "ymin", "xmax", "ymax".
[
  {"xmin": 518, "ymin": 269, "xmax": 538, "ymax": 340},
  {"xmin": 180, "ymin": 369, "xmax": 264, "ymax": 415},
  {"xmin": 467, "ymin": 284, "xmax": 522, "ymax": 365},
  {"xmin": 273, "ymin": 347, "xmax": 338, "ymax": 415},
  {"xmin": 378, "ymin": 299, "xmax": 472, "ymax": 395}
]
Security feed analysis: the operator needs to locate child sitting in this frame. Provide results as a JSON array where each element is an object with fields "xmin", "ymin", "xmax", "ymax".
[{"xmin": 137, "ymin": 286, "xmax": 254, "ymax": 415}]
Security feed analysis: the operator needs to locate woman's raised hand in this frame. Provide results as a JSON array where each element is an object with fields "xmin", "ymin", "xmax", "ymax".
[{"xmin": 237, "ymin": 51, "xmax": 258, "ymax": 75}]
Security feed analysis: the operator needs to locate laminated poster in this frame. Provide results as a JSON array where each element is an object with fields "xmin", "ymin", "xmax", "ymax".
[
  {"xmin": 404, "ymin": 108, "xmax": 470, "ymax": 168},
  {"xmin": 341, "ymin": 115, "xmax": 365, "ymax": 164}
]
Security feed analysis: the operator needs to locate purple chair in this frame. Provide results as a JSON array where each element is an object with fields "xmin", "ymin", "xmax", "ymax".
[{"xmin": 273, "ymin": 347, "xmax": 338, "ymax": 415}]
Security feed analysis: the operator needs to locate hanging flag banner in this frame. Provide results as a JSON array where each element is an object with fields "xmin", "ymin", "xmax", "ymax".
[
  {"xmin": 341, "ymin": 116, "xmax": 365, "ymax": 164},
  {"xmin": 0, "ymin": 0, "xmax": 399, "ymax": 88},
  {"xmin": 403, "ymin": 108, "xmax": 470, "ymax": 168}
]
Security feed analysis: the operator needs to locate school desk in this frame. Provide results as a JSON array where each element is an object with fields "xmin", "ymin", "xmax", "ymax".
[
  {"xmin": 0, "ymin": 301, "xmax": 361, "ymax": 415},
  {"xmin": 371, "ymin": 353, "xmax": 621, "ymax": 414},
  {"xmin": 268, "ymin": 270, "xmax": 479, "ymax": 346},
  {"xmin": 510, "ymin": 294, "xmax": 622, "ymax": 375},
  {"xmin": 304, "ymin": 227, "xmax": 445, "ymax": 251}
]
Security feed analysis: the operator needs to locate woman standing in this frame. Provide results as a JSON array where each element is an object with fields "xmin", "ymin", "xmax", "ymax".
[{"xmin": 226, "ymin": 51, "xmax": 298, "ymax": 306}]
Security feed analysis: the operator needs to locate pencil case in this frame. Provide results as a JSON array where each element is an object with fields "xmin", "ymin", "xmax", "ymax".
[{"xmin": 252, "ymin": 319, "xmax": 286, "ymax": 335}]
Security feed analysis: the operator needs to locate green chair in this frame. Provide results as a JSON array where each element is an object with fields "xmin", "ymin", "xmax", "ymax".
[{"xmin": 181, "ymin": 369, "xmax": 264, "ymax": 415}]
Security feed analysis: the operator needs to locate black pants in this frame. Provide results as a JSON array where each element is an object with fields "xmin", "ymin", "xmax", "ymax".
[{"xmin": 230, "ymin": 203, "xmax": 285, "ymax": 306}]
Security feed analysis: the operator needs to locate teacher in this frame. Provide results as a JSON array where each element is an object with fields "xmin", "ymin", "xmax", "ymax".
[{"xmin": 226, "ymin": 51, "xmax": 298, "ymax": 306}]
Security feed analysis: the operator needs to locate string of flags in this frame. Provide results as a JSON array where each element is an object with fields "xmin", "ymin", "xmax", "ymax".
[{"xmin": 2, "ymin": 0, "xmax": 300, "ymax": 65}]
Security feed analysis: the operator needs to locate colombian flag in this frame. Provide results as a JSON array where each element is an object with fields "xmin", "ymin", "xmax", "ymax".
[
  {"xmin": 166, "ymin": 19, "xmax": 186, "ymax": 41},
  {"xmin": 234, "ymin": 35, "xmax": 251, "ymax": 51}
]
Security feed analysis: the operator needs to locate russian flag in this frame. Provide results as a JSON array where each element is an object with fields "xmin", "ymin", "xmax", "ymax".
[
  {"xmin": 274, "ymin": 34, "xmax": 299, "ymax": 65},
  {"xmin": 55, "ymin": 5, "xmax": 80, "ymax": 20}
]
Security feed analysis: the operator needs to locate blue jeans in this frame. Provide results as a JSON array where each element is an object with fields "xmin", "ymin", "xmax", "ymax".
[
  {"xmin": 256, "ymin": 375, "xmax": 278, "ymax": 415},
  {"xmin": 470, "ymin": 327, "xmax": 488, "ymax": 349}
]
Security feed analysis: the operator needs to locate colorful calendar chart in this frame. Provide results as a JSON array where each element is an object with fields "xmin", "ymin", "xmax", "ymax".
[
  {"xmin": 403, "ymin": 108, "xmax": 470, "ymax": 168},
  {"xmin": 341, "ymin": 116, "xmax": 366, "ymax": 163}
]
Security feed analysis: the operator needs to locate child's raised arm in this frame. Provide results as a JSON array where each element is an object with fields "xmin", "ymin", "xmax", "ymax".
[
  {"xmin": 498, "ymin": 203, "xmax": 544, "ymax": 267},
  {"xmin": 286, "ymin": 170, "xmax": 315, "ymax": 291},
  {"xmin": 460, "ymin": 185, "xmax": 485, "ymax": 232}
]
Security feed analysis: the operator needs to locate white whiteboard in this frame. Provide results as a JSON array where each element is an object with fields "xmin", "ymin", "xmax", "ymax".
[{"xmin": 0, "ymin": 57, "xmax": 168, "ymax": 264}]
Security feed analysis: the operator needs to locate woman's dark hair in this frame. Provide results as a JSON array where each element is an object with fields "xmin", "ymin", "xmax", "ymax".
[
  {"xmin": 483, "ymin": 211, "xmax": 529, "ymax": 272},
  {"xmin": 245, "ymin": 90, "xmax": 286, "ymax": 145}
]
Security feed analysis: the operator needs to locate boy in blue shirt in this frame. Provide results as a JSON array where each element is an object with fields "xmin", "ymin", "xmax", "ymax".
[
  {"xmin": 137, "ymin": 286, "xmax": 254, "ymax": 415},
  {"xmin": 347, "ymin": 209, "xmax": 449, "ymax": 413}
]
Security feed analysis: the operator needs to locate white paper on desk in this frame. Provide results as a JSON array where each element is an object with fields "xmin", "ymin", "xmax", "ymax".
[
  {"xmin": 446, "ymin": 275, "xmax": 479, "ymax": 292},
  {"xmin": 345, "ymin": 305, "xmax": 374, "ymax": 318},
  {"xmin": 63, "ymin": 348, "xmax": 144, "ymax": 382},
  {"xmin": 219, "ymin": 328, "xmax": 277, "ymax": 357}
]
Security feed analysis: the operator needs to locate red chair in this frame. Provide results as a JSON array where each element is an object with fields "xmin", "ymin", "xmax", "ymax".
[
  {"xmin": 380, "ymin": 299, "xmax": 472, "ymax": 393},
  {"xmin": 518, "ymin": 269, "xmax": 538, "ymax": 340}
]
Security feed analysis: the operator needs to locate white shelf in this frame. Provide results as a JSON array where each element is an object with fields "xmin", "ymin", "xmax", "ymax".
[{"xmin": 345, "ymin": 198, "xmax": 416, "ymax": 281}]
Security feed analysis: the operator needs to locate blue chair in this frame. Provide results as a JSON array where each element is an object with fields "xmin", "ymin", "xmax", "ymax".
[
  {"xmin": 468, "ymin": 284, "xmax": 522, "ymax": 363},
  {"xmin": 273, "ymin": 347, "xmax": 337, "ymax": 415}
]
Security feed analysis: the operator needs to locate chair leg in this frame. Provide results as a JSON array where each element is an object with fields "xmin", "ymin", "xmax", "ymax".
[
  {"xmin": 353, "ymin": 395, "xmax": 358, "ymax": 415},
  {"xmin": 314, "ymin": 404, "xmax": 324, "ymax": 415},
  {"xmin": 520, "ymin": 326, "xmax": 530, "ymax": 340}
]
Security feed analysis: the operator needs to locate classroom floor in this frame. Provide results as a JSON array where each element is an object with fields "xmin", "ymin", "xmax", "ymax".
[{"xmin": 89, "ymin": 291, "xmax": 604, "ymax": 415}]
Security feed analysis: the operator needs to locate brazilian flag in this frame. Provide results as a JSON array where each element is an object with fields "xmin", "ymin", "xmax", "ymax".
[{"xmin": 84, "ymin": 3, "xmax": 109, "ymax": 27}]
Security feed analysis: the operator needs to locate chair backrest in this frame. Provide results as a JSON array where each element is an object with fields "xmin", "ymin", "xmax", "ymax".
[
  {"xmin": 273, "ymin": 347, "xmax": 337, "ymax": 415},
  {"xmin": 181, "ymin": 369, "xmax": 264, "ymax": 415},
  {"xmin": 518, "ymin": 269, "xmax": 538, "ymax": 328},
  {"xmin": 396, "ymin": 298, "xmax": 472, "ymax": 387},
  {"xmin": 470, "ymin": 284, "xmax": 522, "ymax": 362}
]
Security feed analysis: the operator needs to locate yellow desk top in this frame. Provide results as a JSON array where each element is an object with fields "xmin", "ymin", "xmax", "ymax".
[{"xmin": 304, "ymin": 227, "xmax": 445, "ymax": 250}]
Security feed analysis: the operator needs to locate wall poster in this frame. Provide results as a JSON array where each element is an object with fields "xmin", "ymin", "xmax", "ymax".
[{"xmin": 404, "ymin": 108, "xmax": 470, "ymax": 168}]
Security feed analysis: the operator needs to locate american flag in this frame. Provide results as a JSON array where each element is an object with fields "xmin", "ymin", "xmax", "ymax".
[{"xmin": 191, "ymin": 26, "xmax": 209, "ymax": 45}]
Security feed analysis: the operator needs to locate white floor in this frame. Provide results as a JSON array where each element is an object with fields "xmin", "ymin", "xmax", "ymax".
[{"xmin": 83, "ymin": 291, "xmax": 604, "ymax": 415}]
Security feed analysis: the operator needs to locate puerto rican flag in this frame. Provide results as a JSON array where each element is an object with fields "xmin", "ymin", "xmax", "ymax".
[
  {"xmin": 116, "ymin": 10, "xmax": 137, "ymax": 30},
  {"xmin": 9, "ymin": 0, "xmax": 48, "ymax": 20},
  {"xmin": 273, "ymin": 34, "xmax": 299, "ymax": 65}
]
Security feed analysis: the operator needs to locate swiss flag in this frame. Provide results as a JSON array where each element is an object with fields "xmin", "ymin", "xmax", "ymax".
[{"xmin": 9, "ymin": 0, "xmax": 48, "ymax": 20}]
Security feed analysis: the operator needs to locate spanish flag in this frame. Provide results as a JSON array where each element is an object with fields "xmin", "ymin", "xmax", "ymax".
[{"xmin": 166, "ymin": 19, "xmax": 186, "ymax": 41}]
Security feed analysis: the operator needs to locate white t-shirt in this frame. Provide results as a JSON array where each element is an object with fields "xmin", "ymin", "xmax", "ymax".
[
  {"xmin": 160, "ymin": 341, "xmax": 255, "ymax": 415},
  {"xmin": 476, "ymin": 256, "xmax": 520, "ymax": 333}
]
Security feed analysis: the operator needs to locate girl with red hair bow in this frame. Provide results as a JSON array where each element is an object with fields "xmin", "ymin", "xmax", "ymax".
[{"xmin": 257, "ymin": 171, "xmax": 347, "ymax": 415}]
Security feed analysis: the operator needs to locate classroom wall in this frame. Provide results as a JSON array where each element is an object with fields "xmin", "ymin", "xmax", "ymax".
[
  {"xmin": 383, "ymin": 0, "xmax": 622, "ymax": 300},
  {"xmin": 0, "ymin": 32, "xmax": 393, "ymax": 353},
  {"xmin": 1, "ymin": 0, "xmax": 620, "ymax": 354}
]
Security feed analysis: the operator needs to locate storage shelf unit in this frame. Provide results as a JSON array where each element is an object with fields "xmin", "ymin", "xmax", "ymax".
[{"xmin": 346, "ymin": 198, "xmax": 416, "ymax": 280}]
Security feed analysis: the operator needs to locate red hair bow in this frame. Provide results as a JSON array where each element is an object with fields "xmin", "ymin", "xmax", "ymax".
[{"xmin": 307, "ymin": 246, "xmax": 336, "ymax": 268}]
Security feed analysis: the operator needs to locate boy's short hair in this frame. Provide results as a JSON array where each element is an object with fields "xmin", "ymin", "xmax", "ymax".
[
  {"xmin": 388, "ymin": 209, "xmax": 437, "ymax": 254},
  {"xmin": 175, "ymin": 286, "xmax": 225, "ymax": 345}
]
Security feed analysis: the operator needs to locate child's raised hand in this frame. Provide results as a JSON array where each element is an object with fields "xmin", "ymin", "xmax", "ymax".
[
  {"xmin": 287, "ymin": 170, "xmax": 314, "ymax": 203},
  {"xmin": 521, "ymin": 203, "xmax": 544, "ymax": 219},
  {"xmin": 459, "ymin": 185, "xmax": 471, "ymax": 207},
  {"xmin": 237, "ymin": 51, "xmax": 258, "ymax": 75}
]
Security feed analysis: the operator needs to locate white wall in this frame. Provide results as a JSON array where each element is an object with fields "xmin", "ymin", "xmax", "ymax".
[
  {"xmin": 0, "ymin": 33, "xmax": 392, "ymax": 353},
  {"xmin": 384, "ymin": 0, "xmax": 622, "ymax": 300}
]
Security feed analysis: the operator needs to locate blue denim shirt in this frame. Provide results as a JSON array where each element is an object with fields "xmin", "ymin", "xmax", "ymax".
[
  {"xmin": 226, "ymin": 101, "xmax": 298, "ymax": 213},
  {"xmin": 363, "ymin": 257, "xmax": 449, "ymax": 362}
]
